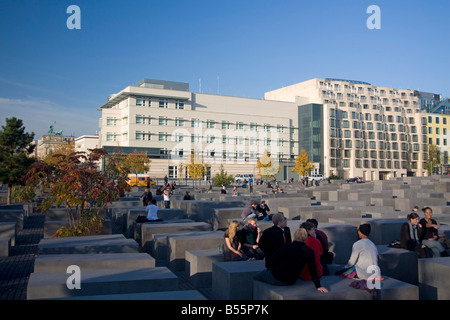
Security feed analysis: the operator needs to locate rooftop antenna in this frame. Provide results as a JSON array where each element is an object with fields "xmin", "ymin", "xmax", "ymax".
[{"xmin": 217, "ymin": 74, "xmax": 220, "ymax": 95}]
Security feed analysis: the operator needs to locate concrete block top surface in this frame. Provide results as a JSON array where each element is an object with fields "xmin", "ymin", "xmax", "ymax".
[
  {"xmin": 28, "ymin": 267, "xmax": 177, "ymax": 286},
  {"xmin": 186, "ymin": 248, "xmax": 223, "ymax": 256},
  {"xmin": 37, "ymin": 234, "xmax": 137, "ymax": 249},
  {"xmin": 34, "ymin": 252, "xmax": 154, "ymax": 264},
  {"xmin": 213, "ymin": 259, "xmax": 266, "ymax": 272}
]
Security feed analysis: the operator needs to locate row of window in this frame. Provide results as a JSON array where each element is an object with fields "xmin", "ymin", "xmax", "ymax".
[
  {"xmin": 319, "ymin": 82, "xmax": 415, "ymax": 98},
  {"xmin": 329, "ymin": 109, "xmax": 419, "ymax": 124},
  {"xmin": 108, "ymin": 116, "xmax": 288, "ymax": 133},
  {"xmin": 427, "ymin": 116, "xmax": 448, "ymax": 124},
  {"xmin": 330, "ymin": 159, "xmax": 421, "ymax": 170},
  {"xmin": 330, "ymin": 149, "xmax": 425, "ymax": 160},
  {"xmin": 135, "ymin": 97, "xmax": 185, "ymax": 109},
  {"xmin": 330, "ymin": 139, "xmax": 425, "ymax": 151}
]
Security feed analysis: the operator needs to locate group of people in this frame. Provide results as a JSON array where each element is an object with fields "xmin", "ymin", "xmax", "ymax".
[
  {"xmin": 400, "ymin": 206, "xmax": 448, "ymax": 258},
  {"xmin": 241, "ymin": 200, "xmax": 271, "ymax": 221}
]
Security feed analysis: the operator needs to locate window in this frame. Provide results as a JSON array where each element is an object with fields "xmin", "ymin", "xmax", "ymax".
[
  {"xmin": 175, "ymin": 118, "xmax": 184, "ymax": 127},
  {"xmin": 136, "ymin": 115, "xmax": 145, "ymax": 124},
  {"xmin": 135, "ymin": 131, "xmax": 144, "ymax": 141},
  {"xmin": 106, "ymin": 117, "xmax": 117, "ymax": 126},
  {"xmin": 159, "ymin": 117, "xmax": 168, "ymax": 126},
  {"xmin": 158, "ymin": 133, "xmax": 168, "ymax": 141},
  {"xmin": 222, "ymin": 121, "xmax": 230, "ymax": 130},
  {"xmin": 207, "ymin": 120, "xmax": 215, "ymax": 128},
  {"xmin": 236, "ymin": 122, "xmax": 244, "ymax": 130},
  {"xmin": 191, "ymin": 119, "xmax": 201, "ymax": 127},
  {"xmin": 106, "ymin": 133, "xmax": 116, "ymax": 141},
  {"xmin": 159, "ymin": 99, "xmax": 168, "ymax": 108},
  {"xmin": 175, "ymin": 100, "xmax": 184, "ymax": 109},
  {"xmin": 136, "ymin": 97, "xmax": 145, "ymax": 106}
]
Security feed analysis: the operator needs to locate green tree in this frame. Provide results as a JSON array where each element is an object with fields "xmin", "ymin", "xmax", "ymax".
[
  {"xmin": 213, "ymin": 165, "xmax": 234, "ymax": 187},
  {"xmin": 424, "ymin": 143, "xmax": 440, "ymax": 176},
  {"xmin": 292, "ymin": 148, "xmax": 314, "ymax": 177},
  {"xmin": 24, "ymin": 148, "xmax": 129, "ymax": 237},
  {"xmin": 0, "ymin": 117, "xmax": 35, "ymax": 204}
]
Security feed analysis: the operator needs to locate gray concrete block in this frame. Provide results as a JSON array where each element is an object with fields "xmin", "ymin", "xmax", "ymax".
[
  {"xmin": 395, "ymin": 198, "xmax": 447, "ymax": 212},
  {"xmin": 37, "ymin": 234, "xmax": 140, "ymax": 255},
  {"xmin": 418, "ymin": 257, "xmax": 450, "ymax": 300},
  {"xmin": 0, "ymin": 222, "xmax": 16, "ymax": 246},
  {"xmin": 376, "ymin": 245, "xmax": 418, "ymax": 285},
  {"xmin": 27, "ymin": 267, "xmax": 178, "ymax": 299},
  {"xmin": 33, "ymin": 252, "xmax": 156, "ymax": 273},
  {"xmin": 0, "ymin": 237, "xmax": 11, "ymax": 257},
  {"xmin": 264, "ymin": 197, "xmax": 311, "ymax": 213},
  {"xmin": 140, "ymin": 221, "xmax": 212, "ymax": 253},
  {"xmin": 185, "ymin": 249, "xmax": 225, "ymax": 288},
  {"xmin": 367, "ymin": 219, "xmax": 405, "ymax": 245},
  {"xmin": 316, "ymin": 223, "xmax": 358, "ymax": 265},
  {"xmin": 126, "ymin": 208, "xmax": 186, "ymax": 238},
  {"xmin": 171, "ymin": 200, "xmax": 247, "ymax": 224},
  {"xmin": 212, "ymin": 260, "xmax": 266, "ymax": 300},
  {"xmin": 167, "ymin": 231, "xmax": 225, "ymax": 271},
  {"xmin": 43, "ymin": 290, "xmax": 208, "ymax": 300},
  {"xmin": 278, "ymin": 205, "xmax": 334, "ymax": 220},
  {"xmin": 253, "ymin": 275, "xmax": 418, "ymax": 300},
  {"xmin": 0, "ymin": 209, "xmax": 24, "ymax": 230},
  {"xmin": 43, "ymin": 219, "xmax": 112, "ymax": 238},
  {"xmin": 212, "ymin": 207, "xmax": 245, "ymax": 230}
]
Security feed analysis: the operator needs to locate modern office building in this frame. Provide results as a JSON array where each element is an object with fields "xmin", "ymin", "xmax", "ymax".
[
  {"xmin": 98, "ymin": 77, "xmax": 437, "ymax": 181},
  {"xmin": 265, "ymin": 78, "xmax": 430, "ymax": 180}
]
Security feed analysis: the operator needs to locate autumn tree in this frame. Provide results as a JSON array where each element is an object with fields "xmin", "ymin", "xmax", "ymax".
[
  {"xmin": 0, "ymin": 117, "xmax": 35, "ymax": 204},
  {"xmin": 424, "ymin": 143, "xmax": 440, "ymax": 176},
  {"xmin": 256, "ymin": 149, "xmax": 281, "ymax": 179},
  {"xmin": 121, "ymin": 150, "xmax": 151, "ymax": 186},
  {"xmin": 292, "ymin": 148, "xmax": 314, "ymax": 177},
  {"xmin": 24, "ymin": 148, "xmax": 129, "ymax": 237},
  {"xmin": 185, "ymin": 152, "xmax": 207, "ymax": 187}
]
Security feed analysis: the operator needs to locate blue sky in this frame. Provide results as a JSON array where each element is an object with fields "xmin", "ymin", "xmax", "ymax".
[{"xmin": 0, "ymin": 0, "xmax": 449, "ymax": 139}]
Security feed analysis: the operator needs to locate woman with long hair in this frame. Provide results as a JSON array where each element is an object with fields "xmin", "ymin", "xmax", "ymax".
[{"xmin": 223, "ymin": 220, "xmax": 247, "ymax": 261}]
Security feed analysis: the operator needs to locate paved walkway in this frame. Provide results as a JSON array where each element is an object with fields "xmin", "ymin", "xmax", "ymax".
[{"xmin": 0, "ymin": 215, "xmax": 45, "ymax": 300}]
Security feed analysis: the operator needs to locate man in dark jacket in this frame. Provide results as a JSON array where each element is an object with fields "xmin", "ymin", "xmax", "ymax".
[
  {"xmin": 254, "ymin": 228, "xmax": 328, "ymax": 293},
  {"xmin": 258, "ymin": 213, "xmax": 291, "ymax": 268}
]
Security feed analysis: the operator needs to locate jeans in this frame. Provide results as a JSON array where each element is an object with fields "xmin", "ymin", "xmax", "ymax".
[{"xmin": 422, "ymin": 239, "xmax": 445, "ymax": 257}]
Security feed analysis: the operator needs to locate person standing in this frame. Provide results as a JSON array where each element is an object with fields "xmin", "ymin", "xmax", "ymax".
[{"xmin": 163, "ymin": 187, "xmax": 171, "ymax": 208}]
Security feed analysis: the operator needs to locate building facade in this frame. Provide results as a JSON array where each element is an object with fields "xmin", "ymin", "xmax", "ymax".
[
  {"xmin": 98, "ymin": 77, "xmax": 439, "ymax": 181},
  {"xmin": 265, "ymin": 78, "xmax": 430, "ymax": 180},
  {"xmin": 98, "ymin": 79, "xmax": 300, "ymax": 180},
  {"xmin": 426, "ymin": 113, "xmax": 450, "ymax": 173}
]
